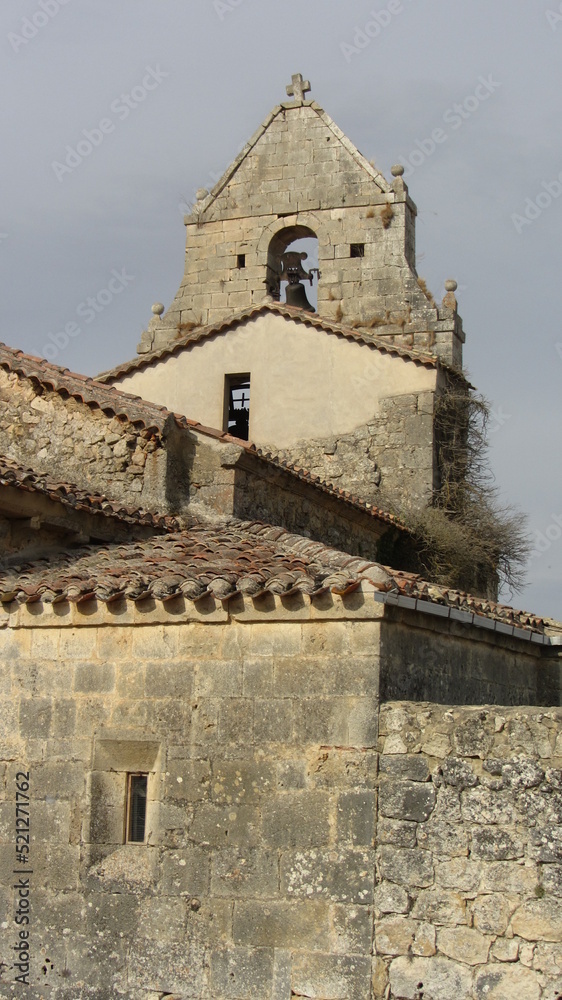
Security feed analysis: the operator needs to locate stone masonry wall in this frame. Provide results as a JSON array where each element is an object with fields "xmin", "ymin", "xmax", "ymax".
[
  {"xmin": 0, "ymin": 607, "xmax": 560, "ymax": 999},
  {"xmin": 0, "ymin": 370, "xmax": 168, "ymax": 510},
  {"xmin": 375, "ymin": 702, "xmax": 562, "ymax": 1000},
  {"xmin": 271, "ymin": 391, "xmax": 436, "ymax": 511},
  {"xmin": 0, "ymin": 609, "xmax": 379, "ymax": 999}
]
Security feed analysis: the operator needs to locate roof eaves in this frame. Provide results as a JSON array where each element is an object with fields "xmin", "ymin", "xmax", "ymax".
[{"xmin": 97, "ymin": 303, "xmax": 438, "ymax": 383}]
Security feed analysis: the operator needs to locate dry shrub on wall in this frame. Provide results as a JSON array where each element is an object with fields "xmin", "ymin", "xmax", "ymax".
[{"xmin": 409, "ymin": 385, "xmax": 529, "ymax": 599}]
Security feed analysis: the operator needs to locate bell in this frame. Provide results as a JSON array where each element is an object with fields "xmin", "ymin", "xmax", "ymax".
[{"xmin": 285, "ymin": 280, "xmax": 315, "ymax": 312}]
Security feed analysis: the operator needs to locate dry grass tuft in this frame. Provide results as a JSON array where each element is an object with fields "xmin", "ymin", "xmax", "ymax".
[{"xmin": 381, "ymin": 204, "xmax": 394, "ymax": 229}]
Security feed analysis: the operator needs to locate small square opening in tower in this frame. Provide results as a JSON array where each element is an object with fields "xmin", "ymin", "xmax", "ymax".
[
  {"xmin": 224, "ymin": 374, "xmax": 250, "ymax": 441},
  {"xmin": 126, "ymin": 773, "xmax": 148, "ymax": 844},
  {"xmin": 350, "ymin": 243, "xmax": 365, "ymax": 258},
  {"xmin": 237, "ymin": 254, "xmax": 246, "ymax": 269}
]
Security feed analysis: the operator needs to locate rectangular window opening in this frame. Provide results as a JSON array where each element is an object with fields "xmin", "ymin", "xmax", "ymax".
[
  {"xmin": 236, "ymin": 253, "xmax": 246, "ymax": 269},
  {"xmin": 350, "ymin": 243, "xmax": 365, "ymax": 258},
  {"xmin": 224, "ymin": 374, "xmax": 250, "ymax": 441},
  {"xmin": 126, "ymin": 773, "xmax": 148, "ymax": 844}
]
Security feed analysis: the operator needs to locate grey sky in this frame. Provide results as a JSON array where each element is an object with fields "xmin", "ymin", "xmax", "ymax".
[{"xmin": 1, "ymin": 0, "xmax": 561, "ymax": 617}]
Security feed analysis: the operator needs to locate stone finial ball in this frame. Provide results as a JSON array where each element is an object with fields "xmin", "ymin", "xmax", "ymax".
[
  {"xmin": 196, "ymin": 188, "xmax": 209, "ymax": 201},
  {"xmin": 151, "ymin": 303, "xmax": 165, "ymax": 316},
  {"xmin": 444, "ymin": 279, "xmax": 458, "ymax": 292},
  {"xmin": 391, "ymin": 164, "xmax": 405, "ymax": 177}
]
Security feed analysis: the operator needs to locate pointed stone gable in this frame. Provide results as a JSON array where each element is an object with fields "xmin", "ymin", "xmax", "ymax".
[
  {"xmin": 199, "ymin": 101, "xmax": 390, "ymax": 222},
  {"xmin": 137, "ymin": 77, "xmax": 464, "ymax": 372}
]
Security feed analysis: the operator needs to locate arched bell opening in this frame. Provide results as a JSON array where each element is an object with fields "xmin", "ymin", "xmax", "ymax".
[{"xmin": 266, "ymin": 225, "xmax": 320, "ymax": 312}]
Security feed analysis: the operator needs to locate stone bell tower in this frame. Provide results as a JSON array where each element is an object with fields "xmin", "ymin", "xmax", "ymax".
[{"xmin": 138, "ymin": 74, "xmax": 464, "ymax": 369}]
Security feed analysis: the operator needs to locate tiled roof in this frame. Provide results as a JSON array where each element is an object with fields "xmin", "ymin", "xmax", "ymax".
[
  {"xmin": 0, "ymin": 522, "xmax": 557, "ymax": 641},
  {"xmin": 0, "ymin": 342, "xmax": 177, "ymax": 433},
  {"xmin": 96, "ymin": 303, "xmax": 440, "ymax": 382},
  {"xmin": 0, "ymin": 457, "xmax": 178, "ymax": 532},
  {"xmin": 248, "ymin": 447, "xmax": 407, "ymax": 531},
  {"xmin": 0, "ymin": 341, "xmax": 405, "ymax": 535}
]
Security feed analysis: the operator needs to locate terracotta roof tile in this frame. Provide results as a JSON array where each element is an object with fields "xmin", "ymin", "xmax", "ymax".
[
  {"xmin": 96, "ymin": 302, "xmax": 441, "ymax": 382},
  {"xmin": 0, "ymin": 522, "xmax": 558, "ymax": 640},
  {"xmin": 0, "ymin": 342, "xmax": 179, "ymax": 434},
  {"xmin": 0, "ymin": 456, "xmax": 178, "ymax": 531}
]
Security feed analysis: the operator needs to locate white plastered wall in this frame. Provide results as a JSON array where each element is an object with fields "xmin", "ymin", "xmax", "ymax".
[{"xmin": 115, "ymin": 312, "xmax": 436, "ymax": 448}]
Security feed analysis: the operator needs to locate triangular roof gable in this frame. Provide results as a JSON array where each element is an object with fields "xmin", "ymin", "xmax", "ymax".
[
  {"xmin": 188, "ymin": 99, "xmax": 391, "ymax": 223},
  {"xmin": 98, "ymin": 303, "xmax": 438, "ymax": 382}
]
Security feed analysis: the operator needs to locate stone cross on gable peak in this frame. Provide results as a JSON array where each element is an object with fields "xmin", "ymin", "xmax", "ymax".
[{"xmin": 286, "ymin": 73, "xmax": 311, "ymax": 103}]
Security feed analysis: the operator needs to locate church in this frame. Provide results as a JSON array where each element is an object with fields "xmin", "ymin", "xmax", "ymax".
[{"xmin": 0, "ymin": 75, "xmax": 560, "ymax": 1000}]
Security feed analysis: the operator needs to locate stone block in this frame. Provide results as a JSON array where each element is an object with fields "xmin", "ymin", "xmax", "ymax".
[
  {"xmin": 262, "ymin": 792, "xmax": 330, "ymax": 848},
  {"xmin": 74, "ymin": 662, "xmax": 115, "ymax": 694},
  {"xmin": 379, "ymin": 778, "xmax": 436, "ymax": 822},
  {"xmin": 332, "ymin": 903, "xmax": 373, "ymax": 954},
  {"xmin": 437, "ymin": 926, "xmax": 491, "ymax": 965},
  {"xmin": 375, "ymin": 881, "xmax": 410, "ymax": 915},
  {"xmin": 411, "ymin": 888, "xmax": 466, "ymax": 925},
  {"xmin": 380, "ymin": 754, "xmax": 430, "ymax": 781},
  {"xmin": 212, "ymin": 847, "xmax": 279, "ymax": 897},
  {"xmin": 211, "ymin": 759, "xmax": 275, "ymax": 804},
  {"xmin": 190, "ymin": 803, "xmax": 261, "ymax": 849},
  {"xmin": 417, "ymin": 816, "xmax": 468, "ymax": 857},
  {"xmin": 292, "ymin": 697, "xmax": 349, "ymax": 745},
  {"xmin": 434, "ymin": 857, "xmax": 482, "ymax": 893},
  {"xmin": 510, "ymin": 898, "xmax": 562, "ymax": 942},
  {"xmin": 378, "ymin": 845, "xmax": 434, "ymax": 889},
  {"xmin": 19, "ymin": 697, "xmax": 52, "ymax": 738},
  {"xmin": 461, "ymin": 787, "xmax": 516, "ymax": 825},
  {"xmin": 376, "ymin": 916, "xmax": 418, "ymax": 955},
  {"xmin": 389, "ymin": 955, "xmax": 472, "ymax": 1000},
  {"xmin": 233, "ymin": 899, "xmax": 331, "ymax": 949},
  {"xmin": 291, "ymin": 952, "xmax": 372, "ymax": 1000},
  {"xmin": 376, "ymin": 818, "xmax": 418, "ymax": 848},
  {"xmin": 253, "ymin": 699, "xmax": 293, "ymax": 742},
  {"xmin": 210, "ymin": 946, "xmax": 274, "ymax": 999},
  {"xmin": 281, "ymin": 847, "xmax": 373, "ymax": 903},
  {"xmin": 160, "ymin": 847, "xmax": 209, "ymax": 896},
  {"xmin": 131, "ymin": 625, "xmax": 178, "ymax": 660},
  {"xmin": 471, "ymin": 826, "xmax": 524, "ymax": 861},
  {"xmin": 473, "ymin": 964, "xmax": 541, "ymax": 1000},
  {"xmin": 32, "ymin": 761, "xmax": 85, "ymax": 799},
  {"xmin": 219, "ymin": 699, "xmax": 253, "ymax": 743},
  {"xmin": 472, "ymin": 893, "xmax": 514, "ymax": 935},
  {"xmin": 144, "ymin": 661, "xmax": 193, "ymax": 698},
  {"xmin": 336, "ymin": 791, "xmax": 376, "ymax": 846},
  {"xmin": 164, "ymin": 759, "xmax": 210, "ymax": 802}
]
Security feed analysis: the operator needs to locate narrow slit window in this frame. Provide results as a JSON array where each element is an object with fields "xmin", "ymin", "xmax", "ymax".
[
  {"xmin": 350, "ymin": 243, "xmax": 365, "ymax": 258},
  {"xmin": 126, "ymin": 773, "xmax": 148, "ymax": 843},
  {"xmin": 224, "ymin": 374, "xmax": 250, "ymax": 441},
  {"xmin": 236, "ymin": 253, "xmax": 246, "ymax": 269}
]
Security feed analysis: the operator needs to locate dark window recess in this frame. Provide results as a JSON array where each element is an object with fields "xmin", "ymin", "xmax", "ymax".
[
  {"xmin": 225, "ymin": 375, "xmax": 250, "ymax": 440},
  {"xmin": 237, "ymin": 253, "xmax": 246, "ymax": 268},
  {"xmin": 126, "ymin": 773, "xmax": 148, "ymax": 843},
  {"xmin": 350, "ymin": 243, "xmax": 365, "ymax": 258}
]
